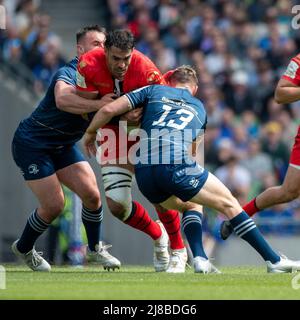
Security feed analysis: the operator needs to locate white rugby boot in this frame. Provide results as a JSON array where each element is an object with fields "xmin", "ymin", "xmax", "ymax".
[
  {"xmin": 153, "ymin": 220, "xmax": 170, "ymax": 272},
  {"xmin": 86, "ymin": 241, "xmax": 121, "ymax": 271},
  {"xmin": 193, "ymin": 256, "xmax": 221, "ymax": 274},
  {"xmin": 266, "ymin": 254, "xmax": 300, "ymax": 273},
  {"xmin": 11, "ymin": 240, "xmax": 51, "ymax": 272},
  {"xmin": 166, "ymin": 247, "xmax": 188, "ymax": 273}
]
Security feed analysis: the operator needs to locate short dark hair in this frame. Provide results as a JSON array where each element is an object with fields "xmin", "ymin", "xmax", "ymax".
[
  {"xmin": 105, "ymin": 29, "xmax": 135, "ymax": 51},
  {"xmin": 76, "ymin": 25, "xmax": 106, "ymax": 43},
  {"xmin": 169, "ymin": 65, "xmax": 198, "ymax": 85}
]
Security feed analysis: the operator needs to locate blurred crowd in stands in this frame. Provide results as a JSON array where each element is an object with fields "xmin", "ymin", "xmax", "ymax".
[
  {"xmin": 1, "ymin": 0, "xmax": 300, "ymax": 236},
  {"xmin": 0, "ymin": 0, "xmax": 65, "ymax": 94},
  {"xmin": 107, "ymin": 0, "xmax": 300, "ymax": 236}
]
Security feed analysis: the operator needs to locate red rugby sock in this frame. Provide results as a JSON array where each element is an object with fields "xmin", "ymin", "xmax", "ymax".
[
  {"xmin": 125, "ymin": 201, "xmax": 162, "ymax": 240},
  {"xmin": 156, "ymin": 209, "xmax": 185, "ymax": 250},
  {"xmin": 243, "ymin": 198, "xmax": 259, "ymax": 217}
]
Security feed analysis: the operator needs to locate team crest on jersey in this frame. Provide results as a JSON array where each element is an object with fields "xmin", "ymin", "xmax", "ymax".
[
  {"xmin": 28, "ymin": 164, "xmax": 39, "ymax": 175},
  {"xmin": 79, "ymin": 60, "xmax": 87, "ymax": 69},
  {"xmin": 147, "ymin": 70, "xmax": 161, "ymax": 84},
  {"xmin": 189, "ymin": 177, "xmax": 200, "ymax": 188},
  {"xmin": 76, "ymin": 70, "xmax": 87, "ymax": 88},
  {"xmin": 284, "ymin": 60, "xmax": 299, "ymax": 79}
]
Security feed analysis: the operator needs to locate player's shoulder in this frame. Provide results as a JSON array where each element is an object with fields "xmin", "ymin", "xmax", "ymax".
[
  {"xmin": 78, "ymin": 48, "xmax": 105, "ymax": 71},
  {"xmin": 57, "ymin": 57, "xmax": 78, "ymax": 75},
  {"xmin": 132, "ymin": 49, "xmax": 150, "ymax": 60},
  {"xmin": 130, "ymin": 50, "xmax": 163, "ymax": 85},
  {"xmin": 283, "ymin": 53, "xmax": 300, "ymax": 80},
  {"xmin": 150, "ymin": 84, "xmax": 169, "ymax": 93},
  {"xmin": 52, "ymin": 58, "xmax": 78, "ymax": 86},
  {"xmin": 132, "ymin": 49, "xmax": 158, "ymax": 69},
  {"xmin": 292, "ymin": 53, "xmax": 300, "ymax": 65},
  {"xmin": 194, "ymin": 96, "xmax": 205, "ymax": 110},
  {"xmin": 287, "ymin": 52, "xmax": 300, "ymax": 70}
]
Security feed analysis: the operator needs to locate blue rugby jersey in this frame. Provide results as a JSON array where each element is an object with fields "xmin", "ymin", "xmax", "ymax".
[
  {"xmin": 14, "ymin": 58, "xmax": 93, "ymax": 148},
  {"xmin": 125, "ymin": 85, "xmax": 207, "ymax": 167}
]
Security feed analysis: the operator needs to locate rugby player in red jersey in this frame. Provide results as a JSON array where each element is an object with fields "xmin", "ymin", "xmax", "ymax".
[
  {"xmin": 76, "ymin": 29, "xmax": 188, "ymax": 272},
  {"xmin": 221, "ymin": 53, "xmax": 300, "ymax": 240}
]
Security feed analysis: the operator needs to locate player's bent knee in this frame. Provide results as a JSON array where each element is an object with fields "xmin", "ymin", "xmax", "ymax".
[
  {"xmin": 102, "ymin": 166, "xmax": 133, "ymax": 220},
  {"xmin": 219, "ymin": 195, "xmax": 241, "ymax": 216},
  {"xmin": 282, "ymin": 189, "xmax": 300, "ymax": 202},
  {"xmin": 106, "ymin": 197, "xmax": 132, "ymax": 221},
  {"xmin": 183, "ymin": 202, "xmax": 203, "ymax": 212},
  {"xmin": 42, "ymin": 202, "xmax": 65, "ymax": 219},
  {"xmin": 81, "ymin": 189, "xmax": 101, "ymax": 210}
]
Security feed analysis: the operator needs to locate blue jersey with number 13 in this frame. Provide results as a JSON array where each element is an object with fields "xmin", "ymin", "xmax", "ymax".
[{"xmin": 125, "ymin": 85, "xmax": 207, "ymax": 167}]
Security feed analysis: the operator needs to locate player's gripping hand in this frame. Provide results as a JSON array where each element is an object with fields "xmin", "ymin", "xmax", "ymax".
[
  {"xmin": 120, "ymin": 108, "xmax": 143, "ymax": 126},
  {"xmin": 83, "ymin": 132, "xmax": 97, "ymax": 158},
  {"xmin": 96, "ymin": 93, "xmax": 118, "ymax": 110}
]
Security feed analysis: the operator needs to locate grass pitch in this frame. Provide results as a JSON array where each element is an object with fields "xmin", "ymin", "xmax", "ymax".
[{"xmin": 1, "ymin": 265, "xmax": 300, "ymax": 300}]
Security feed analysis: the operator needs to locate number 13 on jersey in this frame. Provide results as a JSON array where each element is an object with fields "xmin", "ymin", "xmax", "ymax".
[{"xmin": 152, "ymin": 104, "xmax": 194, "ymax": 130}]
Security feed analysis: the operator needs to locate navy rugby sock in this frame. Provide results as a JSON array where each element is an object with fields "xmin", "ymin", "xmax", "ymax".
[
  {"xmin": 182, "ymin": 210, "xmax": 208, "ymax": 259},
  {"xmin": 17, "ymin": 209, "xmax": 50, "ymax": 254},
  {"xmin": 230, "ymin": 211, "xmax": 280, "ymax": 263},
  {"xmin": 82, "ymin": 206, "xmax": 103, "ymax": 251}
]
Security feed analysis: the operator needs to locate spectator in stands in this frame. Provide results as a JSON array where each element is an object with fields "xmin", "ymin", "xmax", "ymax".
[
  {"xmin": 261, "ymin": 121, "xmax": 290, "ymax": 181},
  {"xmin": 241, "ymin": 138, "xmax": 273, "ymax": 183},
  {"xmin": 215, "ymin": 139, "xmax": 251, "ymax": 205}
]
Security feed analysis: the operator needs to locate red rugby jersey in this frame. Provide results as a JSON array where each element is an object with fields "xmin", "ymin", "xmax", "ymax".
[
  {"xmin": 282, "ymin": 54, "xmax": 300, "ymax": 85},
  {"xmin": 76, "ymin": 47, "xmax": 165, "ymax": 95}
]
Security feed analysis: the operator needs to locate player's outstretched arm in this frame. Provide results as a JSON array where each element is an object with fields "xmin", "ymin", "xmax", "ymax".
[
  {"xmin": 274, "ymin": 78, "xmax": 300, "ymax": 104},
  {"xmin": 83, "ymin": 95, "xmax": 132, "ymax": 157},
  {"xmin": 55, "ymin": 81, "xmax": 116, "ymax": 114},
  {"xmin": 86, "ymin": 95, "xmax": 132, "ymax": 134}
]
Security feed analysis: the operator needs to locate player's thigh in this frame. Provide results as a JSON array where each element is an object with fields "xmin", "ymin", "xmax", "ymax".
[
  {"xmin": 101, "ymin": 162, "xmax": 135, "ymax": 173},
  {"xmin": 160, "ymin": 196, "xmax": 201, "ymax": 213},
  {"xmin": 135, "ymin": 166, "xmax": 173, "ymax": 205},
  {"xmin": 52, "ymin": 144, "xmax": 100, "ymax": 198},
  {"xmin": 190, "ymin": 172, "xmax": 241, "ymax": 216},
  {"xmin": 26, "ymin": 174, "xmax": 65, "ymax": 214},
  {"xmin": 56, "ymin": 161, "xmax": 100, "ymax": 200},
  {"xmin": 183, "ymin": 202, "xmax": 203, "ymax": 212}
]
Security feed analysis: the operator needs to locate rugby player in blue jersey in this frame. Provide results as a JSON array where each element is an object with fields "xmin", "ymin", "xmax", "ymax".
[
  {"xmin": 11, "ymin": 25, "xmax": 121, "ymax": 271},
  {"xmin": 84, "ymin": 65, "xmax": 300, "ymax": 273}
]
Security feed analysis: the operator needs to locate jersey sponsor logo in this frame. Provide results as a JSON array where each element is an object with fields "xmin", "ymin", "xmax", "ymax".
[
  {"xmin": 76, "ymin": 70, "xmax": 87, "ymax": 88},
  {"xmin": 147, "ymin": 70, "xmax": 161, "ymax": 84},
  {"xmin": 28, "ymin": 164, "xmax": 39, "ymax": 175},
  {"xmin": 284, "ymin": 60, "xmax": 299, "ymax": 79}
]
